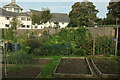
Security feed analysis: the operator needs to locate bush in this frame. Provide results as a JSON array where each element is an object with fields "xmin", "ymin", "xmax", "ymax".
[
  {"xmin": 7, "ymin": 51, "xmax": 33, "ymax": 64},
  {"xmin": 24, "ymin": 38, "xmax": 41, "ymax": 54},
  {"xmin": 32, "ymin": 43, "xmax": 71, "ymax": 56}
]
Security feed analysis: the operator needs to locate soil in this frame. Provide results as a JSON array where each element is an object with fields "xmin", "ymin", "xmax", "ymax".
[
  {"xmin": 30, "ymin": 59, "xmax": 51, "ymax": 64},
  {"xmin": 93, "ymin": 57, "xmax": 119, "ymax": 74},
  {"xmin": 55, "ymin": 58, "xmax": 91, "ymax": 74},
  {"xmin": 7, "ymin": 67, "xmax": 42, "ymax": 78},
  {"xmin": 3, "ymin": 59, "xmax": 51, "ymax": 78}
]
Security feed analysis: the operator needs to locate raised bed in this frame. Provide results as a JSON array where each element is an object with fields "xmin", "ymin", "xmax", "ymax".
[
  {"xmin": 6, "ymin": 58, "xmax": 51, "ymax": 78},
  {"xmin": 91, "ymin": 57, "xmax": 120, "ymax": 78},
  {"xmin": 54, "ymin": 57, "xmax": 94, "ymax": 78}
]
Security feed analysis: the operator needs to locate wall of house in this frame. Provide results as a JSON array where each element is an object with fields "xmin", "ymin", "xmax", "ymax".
[
  {"xmin": 0, "ymin": 16, "xmax": 32, "ymax": 29},
  {"xmin": 0, "ymin": 16, "xmax": 12, "ymax": 29}
]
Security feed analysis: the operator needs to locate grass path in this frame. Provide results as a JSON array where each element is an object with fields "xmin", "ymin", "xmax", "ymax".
[{"xmin": 39, "ymin": 56, "xmax": 62, "ymax": 78}]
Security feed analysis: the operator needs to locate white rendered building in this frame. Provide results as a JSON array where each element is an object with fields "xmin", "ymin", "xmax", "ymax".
[{"xmin": 0, "ymin": 0, "xmax": 70, "ymax": 29}]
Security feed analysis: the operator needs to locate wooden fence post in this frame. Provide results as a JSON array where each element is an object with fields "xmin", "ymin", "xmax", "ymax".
[{"xmin": 93, "ymin": 36, "xmax": 95, "ymax": 56}]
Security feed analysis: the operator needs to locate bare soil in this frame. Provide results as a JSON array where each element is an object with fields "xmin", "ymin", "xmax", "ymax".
[
  {"xmin": 55, "ymin": 58, "xmax": 91, "ymax": 74},
  {"xmin": 4, "ymin": 59, "xmax": 51, "ymax": 78},
  {"xmin": 93, "ymin": 57, "xmax": 120, "ymax": 74},
  {"xmin": 7, "ymin": 67, "xmax": 42, "ymax": 78}
]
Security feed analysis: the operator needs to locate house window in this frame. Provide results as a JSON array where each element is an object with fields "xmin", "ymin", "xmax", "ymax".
[
  {"xmin": 27, "ymin": 18, "xmax": 31, "ymax": 21},
  {"xmin": 5, "ymin": 24, "xmax": 9, "ymax": 27},
  {"xmin": 27, "ymin": 25, "xmax": 30, "ymax": 28},
  {"xmin": 14, "ymin": 8, "xmax": 19, "ymax": 13},
  {"xmin": 35, "ymin": 26, "xmax": 37, "ymax": 28},
  {"xmin": 22, "ymin": 25, "xmax": 25, "ymax": 28},
  {"xmin": 8, "ymin": 8, "xmax": 12, "ymax": 12},
  {"xmin": 21, "ymin": 17, "xmax": 26, "ymax": 21},
  {"xmin": 5, "ymin": 17, "xmax": 10, "ymax": 20}
]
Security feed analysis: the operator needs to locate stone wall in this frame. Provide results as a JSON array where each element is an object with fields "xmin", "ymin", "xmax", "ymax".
[
  {"xmin": 86, "ymin": 27, "xmax": 115, "ymax": 37},
  {"xmin": 11, "ymin": 27, "xmax": 115, "ymax": 37}
]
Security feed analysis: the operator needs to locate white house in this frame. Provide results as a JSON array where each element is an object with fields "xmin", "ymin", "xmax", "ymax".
[
  {"xmin": 0, "ymin": 8, "xmax": 32, "ymax": 29},
  {"xmin": 0, "ymin": 0, "xmax": 70, "ymax": 29}
]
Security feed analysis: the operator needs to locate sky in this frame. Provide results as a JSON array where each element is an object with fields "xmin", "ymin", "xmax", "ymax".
[{"xmin": 0, "ymin": 0, "xmax": 111, "ymax": 18}]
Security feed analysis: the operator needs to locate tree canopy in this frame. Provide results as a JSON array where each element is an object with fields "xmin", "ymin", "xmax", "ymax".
[
  {"xmin": 31, "ymin": 8, "xmax": 52, "ymax": 25},
  {"xmin": 68, "ymin": 1, "xmax": 99, "ymax": 27},
  {"xmin": 101, "ymin": 1, "xmax": 120, "ymax": 25},
  {"xmin": 10, "ymin": 17, "xmax": 22, "ymax": 30}
]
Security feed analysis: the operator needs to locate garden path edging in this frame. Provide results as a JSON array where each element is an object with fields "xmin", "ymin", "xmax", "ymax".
[{"xmin": 54, "ymin": 57, "xmax": 94, "ymax": 78}]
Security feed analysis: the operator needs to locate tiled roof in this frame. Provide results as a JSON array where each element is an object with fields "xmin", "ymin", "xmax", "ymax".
[
  {"xmin": 0, "ymin": 8, "xmax": 70, "ymax": 22},
  {"xmin": 29, "ymin": 9, "xmax": 70, "ymax": 22},
  {"xmin": 3, "ymin": 3, "xmax": 23, "ymax": 10},
  {"xmin": 0, "ymin": 8, "xmax": 29, "ymax": 17},
  {"xmin": 0, "ymin": 8, "xmax": 17, "ymax": 17},
  {"xmin": 50, "ymin": 13, "xmax": 70, "ymax": 22}
]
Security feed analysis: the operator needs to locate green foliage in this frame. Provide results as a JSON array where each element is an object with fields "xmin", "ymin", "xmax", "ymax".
[
  {"xmin": 41, "ymin": 8, "xmax": 52, "ymax": 23},
  {"xmin": 7, "ymin": 51, "xmax": 33, "ymax": 64},
  {"xmin": 24, "ymin": 38, "xmax": 41, "ymax": 54},
  {"xmin": 32, "ymin": 42, "xmax": 71, "ymax": 56},
  {"xmin": 32, "ymin": 27, "xmax": 92, "ymax": 56},
  {"xmin": 39, "ymin": 56, "xmax": 61, "ymax": 78},
  {"xmin": 101, "ymin": 1, "xmax": 120, "ymax": 25},
  {"xmin": 68, "ymin": 1, "xmax": 99, "ymax": 27},
  {"xmin": 4, "ymin": 28, "xmax": 14, "ymax": 40},
  {"xmin": 31, "ymin": 13, "xmax": 41, "ymax": 25},
  {"xmin": 31, "ymin": 8, "xmax": 52, "ymax": 25},
  {"xmin": 10, "ymin": 17, "xmax": 23, "ymax": 30},
  {"xmin": 107, "ymin": 2, "xmax": 120, "ymax": 18},
  {"xmin": 2, "ymin": 29, "xmax": 4, "ymax": 39},
  {"xmin": 43, "ymin": 30, "xmax": 48, "ymax": 35},
  {"xmin": 95, "ymin": 36, "xmax": 114, "ymax": 55}
]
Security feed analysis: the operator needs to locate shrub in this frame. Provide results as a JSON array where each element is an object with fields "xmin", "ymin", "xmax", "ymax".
[
  {"xmin": 7, "ymin": 51, "xmax": 33, "ymax": 64},
  {"xmin": 32, "ymin": 43, "xmax": 71, "ymax": 56},
  {"xmin": 24, "ymin": 38, "xmax": 41, "ymax": 54}
]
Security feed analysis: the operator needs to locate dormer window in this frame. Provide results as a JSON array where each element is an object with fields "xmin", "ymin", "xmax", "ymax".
[
  {"xmin": 14, "ymin": 8, "xmax": 19, "ymax": 13},
  {"xmin": 8, "ymin": 8, "xmax": 12, "ymax": 12}
]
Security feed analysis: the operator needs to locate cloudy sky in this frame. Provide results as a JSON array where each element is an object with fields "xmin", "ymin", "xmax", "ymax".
[{"xmin": 0, "ymin": 0, "xmax": 111, "ymax": 18}]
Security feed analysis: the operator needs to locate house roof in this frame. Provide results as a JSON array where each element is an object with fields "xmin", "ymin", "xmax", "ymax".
[
  {"xmin": 0, "ymin": 8, "xmax": 70, "ymax": 22},
  {"xmin": 3, "ymin": 3, "xmax": 23, "ymax": 10},
  {"xmin": 50, "ymin": 13, "xmax": 70, "ymax": 22},
  {"xmin": 0, "ymin": 8, "xmax": 29, "ymax": 17},
  {"xmin": 29, "ymin": 9, "xmax": 42, "ymax": 14},
  {"xmin": 0, "ymin": 8, "xmax": 17, "ymax": 17},
  {"xmin": 28, "ymin": 9, "xmax": 70, "ymax": 22}
]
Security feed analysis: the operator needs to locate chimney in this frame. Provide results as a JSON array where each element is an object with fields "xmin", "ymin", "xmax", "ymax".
[{"xmin": 11, "ymin": 0, "xmax": 16, "ymax": 3}]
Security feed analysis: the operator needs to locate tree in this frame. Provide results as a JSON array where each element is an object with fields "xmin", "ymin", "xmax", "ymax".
[
  {"xmin": 41, "ymin": 8, "xmax": 52, "ymax": 24},
  {"xmin": 10, "ymin": 17, "xmax": 22, "ymax": 30},
  {"xmin": 31, "ymin": 8, "xmax": 52, "ymax": 25},
  {"xmin": 106, "ymin": 1, "xmax": 120, "ymax": 25},
  {"xmin": 31, "ymin": 13, "xmax": 41, "ymax": 25},
  {"xmin": 4, "ymin": 28, "xmax": 14, "ymax": 40},
  {"xmin": 68, "ymin": 1, "xmax": 99, "ymax": 27}
]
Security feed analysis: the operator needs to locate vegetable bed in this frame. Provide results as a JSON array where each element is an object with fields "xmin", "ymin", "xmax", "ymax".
[
  {"xmin": 6, "ymin": 58, "xmax": 51, "ymax": 78},
  {"xmin": 91, "ymin": 57, "xmax": 120, "ymax": 78},
  {"xmin": 54, "ymin": 57, "xmax": 93, "ymax": 78}
]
